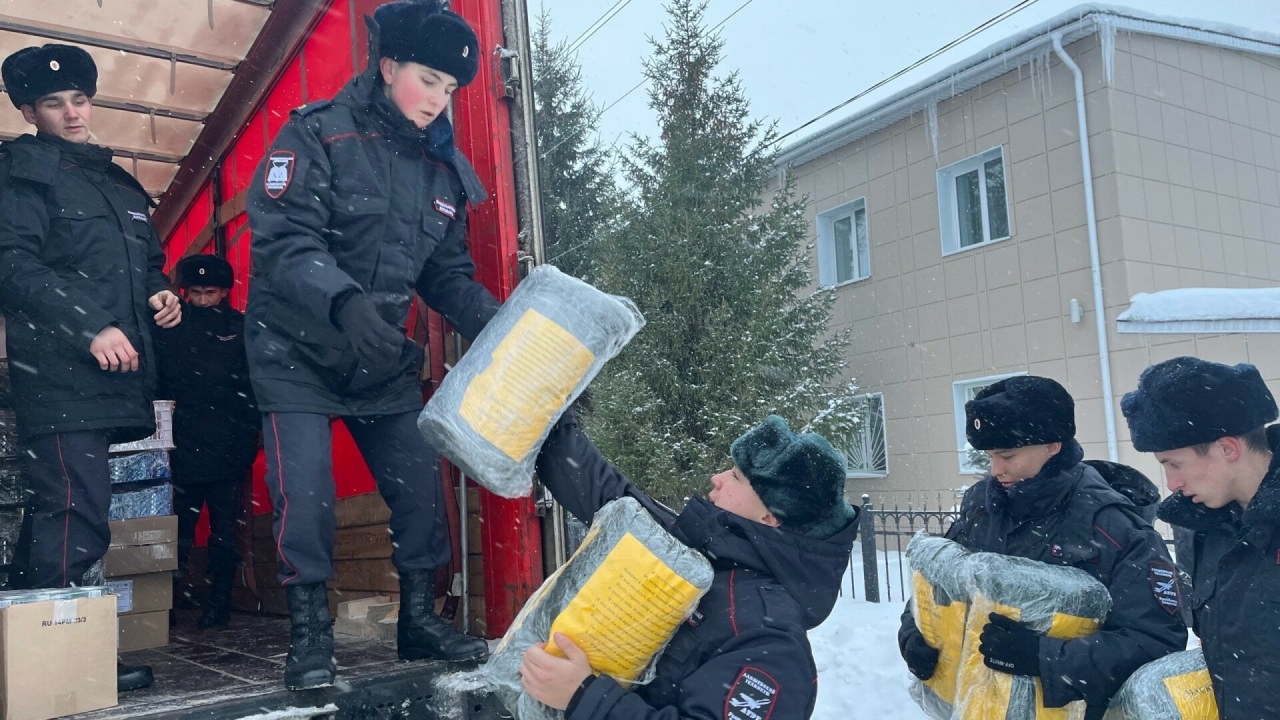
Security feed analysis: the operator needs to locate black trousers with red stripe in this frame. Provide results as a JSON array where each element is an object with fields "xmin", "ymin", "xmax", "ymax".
[
  {"xmin": 21, "ymin": 430, "xmax": 114, "ymax": 589},
  {"xmin": 262, "ymin": 412, "xmax": 451, "ymax": 586}
]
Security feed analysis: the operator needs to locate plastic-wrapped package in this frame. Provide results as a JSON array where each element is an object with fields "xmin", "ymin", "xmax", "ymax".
[
  {"xmin": 0, "ymin": 459, "xmax": 25, "ymax": 506},
  {"xmin": 0, "ymin": 409, "xmax": 18, "ymax": 459},
  {"xmin": 1103, "ymin": 649, "xmax": 1218, "ymax": 720},
  {"xmin": 108, "ymin": 449, "xmax": 171, "ymax": 485},
  {"xmin": 0, "ymin": 585, "xmax": 105, "ymax": 609},
  {"xmin": 906, "ymin": 533, "xmax": 1111, "ymax": 720},
  {"xmin": 484, "ymin": 497, "xmax": 713, "ymax": 720},
  {"xmin": 907, "ymin": 535, "xmax": 974, "ymax": 720},
  {"xmin": 419, "ymin": 266, "xmax": 644, "ymax": 498},
  {"xmin": 109, "ymin": 483, "xmax": 173, "ymax": 521}
]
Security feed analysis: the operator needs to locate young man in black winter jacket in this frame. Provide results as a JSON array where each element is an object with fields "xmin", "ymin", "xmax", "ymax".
[
  {"xmin": 519, "ymin": 412, "xmax": 858, "ymax": 719},
  {"xmin": 1122, "ymin": 357, "xmax": 1280, "ymax": 719},
  {"xmin": 899, "ymin": 376, "xmax": 1187, "ymax": 719},
  {"xmin": 245, "ymin": 0, "xmax": 498, "ymax": 689},
  {"xmin": 0, "ymin": 43, "xmax": 183, "ymax": 693}
]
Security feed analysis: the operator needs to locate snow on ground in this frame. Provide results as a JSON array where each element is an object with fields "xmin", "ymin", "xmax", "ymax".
[{"xmin": 811, "ymin": 543, "xmax": 927, "ymax": 719}]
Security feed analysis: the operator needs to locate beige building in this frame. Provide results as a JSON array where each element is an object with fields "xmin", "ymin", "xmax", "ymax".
[{"xmin": 772, "ymin": 7, "xmax": 1280, "ymax": 502}]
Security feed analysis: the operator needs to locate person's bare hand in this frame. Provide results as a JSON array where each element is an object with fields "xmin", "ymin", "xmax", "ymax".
[
  {"xmin": 520, "ymin": 633, "xmax": 594, "ymax": 711},
  {"xmin": 89, "ymin": 326, "xmax": 138, "ymax": 372},
  {"xmin": 150, "ymin": 290, "xmax": 182, "ymax": 328}
]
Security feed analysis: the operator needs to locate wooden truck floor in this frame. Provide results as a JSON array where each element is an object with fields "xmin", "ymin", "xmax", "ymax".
[{"xmin": 72, "ymin": 610, "xmax": 507, "ymax": 720}]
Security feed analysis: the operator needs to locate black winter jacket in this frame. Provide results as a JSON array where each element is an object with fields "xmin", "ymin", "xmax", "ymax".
[
  {"xmin": 900, "ymin": 445, "xmax": 1187, "ymax": 719},
  {"xmin": 155, "ymin": 303, "xmax": 260, "ymax": 485},
  {"xmin": 1159, "ymin": 425, "xmax": 1280, "ymax": 720},
  {"xmin": 535, "ymin": 415, "xmax": 857, "ymax": 720},
  {"xmin": 0, "ymin": 133, "xmax": 170, "ymax": 442},
  {"xmin": 245, "ymin": 69, "xmax": 499, "ymax": 416}
]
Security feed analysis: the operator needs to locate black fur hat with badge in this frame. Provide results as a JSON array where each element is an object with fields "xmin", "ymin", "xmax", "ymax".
[
  {"xmin": 1122, "ymin": 356, "xmax": 1278, "ymax": 452},
  {"xmin": 373, "ymin": 0, "xmax": 480, "ymax": 87},
  {"xmin": 730, "ymin": 415, "xmax": 855, "ymax": 537},
  {"xmin": 965, "ymin": 375, "xmax": 1076, "ymax": 450},
  {"xmin": 2, "ymin": 44, "xmax": 97, "ymax": 109},
  {"xmin": 177, "ymin": 255, "xmax": 235, "ymax": 290}
]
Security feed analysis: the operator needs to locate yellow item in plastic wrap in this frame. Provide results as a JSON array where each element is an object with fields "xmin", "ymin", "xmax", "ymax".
[
  {"xmin": 484, "ymin": 498, "xmax": 714, "ymax": 720},
  {"xmin": 546, "ymin": 532, "xmax": 702, "ymax": 684},
  {"xmin": 460, "ymin": 308, "xmax": 596, "ymax": 462},
  {"xmin": 1104, "ymin": 648, "xmax": 1218, "ymax": 720},
  {"xmin": 957, "ymin": 600, "xmax": 1022, "ymax": 720},
  {"xmin": 913, "ymin": 572, "xmax": 968, "ymax": 706},
  {"xmin": 1164, "ymin": 669, "xmax": 1218, "ymax": 719},
  {"xmin": 954, "ymin": 595, "xmax": 1099, "ymax": 720}
]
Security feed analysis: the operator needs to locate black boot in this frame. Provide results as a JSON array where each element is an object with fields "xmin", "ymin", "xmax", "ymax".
[
  {"xmin": 284, "ymin": 583, "xmax": 336, "ymax": 690},
  {"xmin": 197, "ymin": 570, "xmax": 234, "ymax": 629},
  {"xmin": 118, "ymin": 661, "xmax": 153, "ymax": 693},
  {"xmin": 397, "ymin": 570, "xmax": 487, "ymax": 663}
]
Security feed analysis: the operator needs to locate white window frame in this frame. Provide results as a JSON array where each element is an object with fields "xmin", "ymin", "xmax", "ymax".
[
  {"xmin": 937, "ymin": 146, "xmax": 1011, "ymax": 256},
  {"xmin": 846, "ymin": 392, "xmax": 888, "ymax": 479},
  {"xmin": 816, "ymin": 197, "xmax": 871, "ymax": 287},
  {"xmin": 952, "ymin": 371, "xmax": 1026, "ymax": 474}
]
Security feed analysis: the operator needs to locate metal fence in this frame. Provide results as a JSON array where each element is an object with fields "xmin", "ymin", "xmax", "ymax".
[
  {"xmin": 850, "ymin": 492, "xmax": 1181, "ymax": 604},
  {"xmin": 852, "ymin": 493, "xmax": 959, "ymax": 604}
]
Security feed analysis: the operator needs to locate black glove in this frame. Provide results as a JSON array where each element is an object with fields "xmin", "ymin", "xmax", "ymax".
[
  {"xmin": 902, "ymin": 630, "xmax": 940, "ymax": 681},
  {"xmin": 333, "ymin": 293, "xmax": 405, "ymax": 379},
  {"xmin": 979, "ymin": 612, "xmax": 1041, "ymax": 676}
]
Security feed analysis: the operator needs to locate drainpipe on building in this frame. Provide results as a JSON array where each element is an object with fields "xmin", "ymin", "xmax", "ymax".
[{"xmin": 1052, "ymin": 33, "xmax": 1119, "ymax": 462}]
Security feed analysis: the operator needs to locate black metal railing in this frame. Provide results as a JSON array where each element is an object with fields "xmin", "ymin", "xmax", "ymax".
[{"xmin": 855, "ymin": 493, "xmax": 959, "ymax": 603}]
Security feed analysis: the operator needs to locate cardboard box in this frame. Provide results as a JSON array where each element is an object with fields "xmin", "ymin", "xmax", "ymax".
[
  {"xmin": 104, "ymin": 543, "xmax": 177, "ymax": 577},
  {"xmin": 106, "ymin": 516, "xmax": 178, "ymax": 578},
  {"xmin": 109, "ymin": 515, "xmax": 177, "ymax": 548},
  {"xmin": 118, "ymin": 610, "xmax": 168, "ymax": 653},
  {"xmin": 0, "ymin": 595, "xmax": 117, "ymax": 720},
  {"xmin": 106, "ymin": 573, "xmax": 172, "ymax": 616}
]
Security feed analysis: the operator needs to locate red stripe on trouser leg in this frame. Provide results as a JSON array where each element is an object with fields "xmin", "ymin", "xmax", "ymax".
[{"xmin": 271, "ymin": 414, "xmax": 301, "ymax": 584}]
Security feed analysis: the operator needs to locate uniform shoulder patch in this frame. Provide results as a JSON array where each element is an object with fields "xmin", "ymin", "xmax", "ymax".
[
  {"xmin": 293, "ymin": 99, "xmax": 332, "ymax": 117},
  {"xmin": 264, "ymin": 150, "xmax": 296, "ymax": 199},
  {"xmin": 1148, "ymin": 560, "xmax": 1181, "ymax": 615},
  {"xmin": 725, "ymin": 667, "xmax": 778, "ymax": 720},
  {"xmin": 433, "ymin": 197, "xmax": 457, "ymax": 219}
]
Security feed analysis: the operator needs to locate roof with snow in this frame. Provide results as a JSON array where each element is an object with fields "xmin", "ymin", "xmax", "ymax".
[
  {"xmin": 1117, "ymin": 288, "xmax": 1280, "ymax": 334},
  {"xmin": 775, "ymin": 4, "xmax": 1280, "ymax": 170}
]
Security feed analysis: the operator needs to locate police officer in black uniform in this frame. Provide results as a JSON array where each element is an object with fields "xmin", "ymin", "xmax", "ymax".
[
  {"xmin": 156, "ymin": 255, "xmax": 259, "ymax": 630},
  {"xmin": 1123, "ymin": 357, "xmax": 1280, "ymax": 719},
  {"xmin": 898, "ymin": 376, "xmax": 1187, "ymax": 719},
  {"xmin": 520, "ymin": 412, "xmax": 857, "ymax": 718},
  {"xmin": 245, "ymin": 0, "xmax": 497, "ymax": 689},
  {"xmin": 0, "ymin": 44, "xmax": 183, "ymax": 692}
]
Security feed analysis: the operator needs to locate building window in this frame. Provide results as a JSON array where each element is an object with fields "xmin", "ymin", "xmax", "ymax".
[
  {"xmin": 846, "ymin": 392, "xmax": 888, "ymax": 478},
  {"xmin": 938, "ymin": 147, "xmax": 1010, "ymax": 255},
  {"xmin": 952, "ymin": 372, "xmax": 1026, "ymax": 474},
  {"xmin": 816, "ymin": 198, "xmax": 871, "ymax": 286}
]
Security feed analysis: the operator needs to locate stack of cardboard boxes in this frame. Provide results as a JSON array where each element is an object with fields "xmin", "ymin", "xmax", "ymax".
[
  {"xmin": 105, "ymin": 515, "xmax": 177, "ymax": 652},
  {"xmin": 104, "ymin": 400, "xmax": 178, "ymax": 653}
]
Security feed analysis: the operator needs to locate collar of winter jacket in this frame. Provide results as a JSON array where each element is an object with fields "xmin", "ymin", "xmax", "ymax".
[
  {"xmin": 35, "ymin": 131, "xmax": 114, "ymax": 172},
  {"xmin": 1158, "ymin": 424, "xmax": 1280, "ymax": 539},
  {"xmin": 674, "ymin": 495, "xmax": 857, "ymax": 630},
  {"xmin": 985, "ymin": 439, "xmax": 1086, "ymax": 522},
  {"xmin": 358, "ymin": 75, "xmax": 456, "ymax": 161}
]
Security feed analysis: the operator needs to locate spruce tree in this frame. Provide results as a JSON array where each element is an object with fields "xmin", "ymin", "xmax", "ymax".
[
  {"xmin": 531, "ymin": 12, "xmax": 617, "ymax": 281},
  {"xmin": 579, "ymin": 0, "xmax": 861, "ymax": 506}
]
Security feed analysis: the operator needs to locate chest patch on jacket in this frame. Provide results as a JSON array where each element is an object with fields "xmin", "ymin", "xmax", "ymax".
[
  {"xmin": 726, "ymin": 667, "xmax": 778, "ymax": 720},
  {"xmin": 264, "ymin": 151, "xmax": 295, "ymax": 199},
  {"xmin": 1148, "ymin": 561, "xmax": 1181, "ymax": 615},
  {"xmin": 433, "ymin": 198, "xmax": 457, "ymax": 219},
  {"xmin": 128, "ymin": 210, "xmax": 148, "ymax": 222}
]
